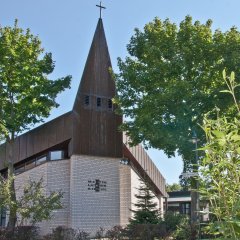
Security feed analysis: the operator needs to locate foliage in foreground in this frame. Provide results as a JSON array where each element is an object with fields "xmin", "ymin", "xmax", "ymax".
[
  {"xmin": 0, "ymin": 226, "xmax": 40, "ymax": 240},
  {"xmin": 199, "ymin": 71, "xmax": 240, "ymax": 239},
  {"xmin": 0, "ymin": 219, "xmax": 197, "ymax": 240},
  {"xmin": 0, "ymin": 177, "xmax": 63, "ymax": 225}
]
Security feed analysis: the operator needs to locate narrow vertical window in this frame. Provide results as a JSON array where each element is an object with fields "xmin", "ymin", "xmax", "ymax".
[
  {"xmin": 97, "ymin": 97, "xmax": 101, "ymax": 107},
  {"xmin": 108, "ymin": 99, "xmax": 113, "ymax": 109},
  {"xmin": 84, "ymin": 95, "xmax": 90, "ymax": 105},
  {"xmin": 0, "ymin": 208, "xmax": 6, "ymax": 227}
]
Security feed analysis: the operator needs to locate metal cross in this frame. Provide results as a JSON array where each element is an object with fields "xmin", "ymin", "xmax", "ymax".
[{"xmin": 96, "ymin": 1, "xmax": 106, "ymax": 19}]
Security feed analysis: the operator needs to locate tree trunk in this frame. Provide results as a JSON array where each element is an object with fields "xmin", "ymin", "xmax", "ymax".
[{"xmin": 6, "ymin": 138, "xmax": 17, "ymax": 231}]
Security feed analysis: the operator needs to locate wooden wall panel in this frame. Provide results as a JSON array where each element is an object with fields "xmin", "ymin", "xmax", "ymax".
[
  {"xmin": 123, "ymin": 133, "xmax": 167, "ymax": 197},
  {"xmin": 72, "ymin": 19, "xmax": 122, "ymax": 158},
  {"xmin": 0, "ymin": 112, "xmax": 73, "ymax": 170}
]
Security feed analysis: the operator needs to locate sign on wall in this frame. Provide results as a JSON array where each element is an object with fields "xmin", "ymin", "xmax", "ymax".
[{"xmin": 88, "ymin": 179, "xmax": 107, "ymax": 192}]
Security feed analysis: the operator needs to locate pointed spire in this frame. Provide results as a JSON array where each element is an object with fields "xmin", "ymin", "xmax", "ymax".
[
  {"xmin": 73, "ymin": 18, "xmax": 115, "ymax": 109},
  {"xmin": 72, "ymin": 19, "xmax": 122, "ymax": 158}
]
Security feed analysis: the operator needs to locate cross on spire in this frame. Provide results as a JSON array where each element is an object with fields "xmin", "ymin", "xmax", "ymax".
[{"xmin": 96, "ymin": 1, "xmax": 106, "ymax": 19}]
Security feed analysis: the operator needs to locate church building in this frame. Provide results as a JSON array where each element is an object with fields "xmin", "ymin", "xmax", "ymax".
[{"xmin": 0, "ymin": 16, "xmax": 167, "ymax": 235}]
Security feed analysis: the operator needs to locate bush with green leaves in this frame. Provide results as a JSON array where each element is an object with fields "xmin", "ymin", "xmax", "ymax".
[
  {"xmin": 105, "ymin": 226, "xmax": 124, "ymax": 240},
  {"xmin": 0, "ymin": 226, "xmax": 40, "ymax": 240},
  {"xmin": 0, "ymin": 176, "xmax": 63, "ymax": 226},
  {"xmin": 172, "ymin": 217, "xmax": 197, "ymax": 240},
  {"xmin": 199, "ymin": 71, "xmax": 240, "ymax": 239},
  {"xmin": 162, "ymin": 211, "xmax": 186, "ymax": 234},
  {"xmin": 42, "ymin": 226, "xmax": 90, "ymax": 240}
]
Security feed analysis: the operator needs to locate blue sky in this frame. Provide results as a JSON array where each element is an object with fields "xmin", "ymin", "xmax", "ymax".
[{"xmin": 1, "ymin": 0, "xmax": 240, "ymax": 184}]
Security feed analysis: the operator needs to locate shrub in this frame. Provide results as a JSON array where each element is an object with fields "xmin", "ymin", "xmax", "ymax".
[
  {"xmin": 93, "ymin": 227, "xmax": 105, "ymax": 239},
  {"xmin": 45, "ymin": 226, "xmax": 76, "ymax": 240},
  {"xmin": 163, "ymin": 211, "xmax": 185, "ymax": 233},
  {"xmin": 0, "ymin": 226, "xmax": 39, "ymax": 240},
  {"xmin": 75, "ymin": 230, "xmax": 90, "ymax": 240},
  {"xmin": 42, "ymin": 226, "xmax": 90, "ymax": 240},
  {"xmin": 172, "ymin": 217, "xmax": 197, "ymax": 240},
  {"xmin": 124, "ymin": 224, "xmax": 167, "ymax": 240},
  {"xmin": 105, "ymin": 226, "xmax": 124, "ymax": 240}
]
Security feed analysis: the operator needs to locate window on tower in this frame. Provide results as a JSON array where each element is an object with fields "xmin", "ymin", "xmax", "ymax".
[
  {"xmin": 84, "ymin": 95, "xmax": 90, "ymax": 105},
  {"xmin": 97, "ymin": 97, "xmax": 101, "ymax": 107},
  {"xmin": 108, "ymin": 99, "xmax": 113, "ymax": 110}
]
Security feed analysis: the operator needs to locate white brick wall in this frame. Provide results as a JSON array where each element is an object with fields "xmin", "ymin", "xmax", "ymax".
[
  {"xmin": 69, "ymin": 155, "xmax": 121, "ymax": 234},
  {"xmin": 13, "ymin": 154, "xmax": 162, "ymax": 236},
  {"xmin": 15, "ymin": 160, "xmax": 70, "ymax": 235},
  {"xmin": 119, "ymin": 164, "xmax": 131, "ymax": 226}
]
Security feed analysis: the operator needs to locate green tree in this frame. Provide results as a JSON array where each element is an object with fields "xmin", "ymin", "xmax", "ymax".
[
  {"xmin": 115, "ymin": 16, "xmax": 240, "ymax": 172},
  {"xmin": 0, "ymin": 176, "xmax": 63, "ymax": 226},
  {"xmin": 126, "ymin": 179, "xmax": 160, "ymax": 240},
  {"xmin": 166, "ymin": 183, "xmax": 182, "ymax": 192},
  {"xmin": 129, "ymin": 179, "xmax": 159, "ymax": 225},
  {"xmin": 0, "ymin": 20, "xmax": 71, "ymax": 229}
]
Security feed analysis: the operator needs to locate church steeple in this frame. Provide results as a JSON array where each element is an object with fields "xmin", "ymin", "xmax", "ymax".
[
  {"xmin": 72, "ymin": 18, "xmax": 122, "ymax": 158},
  {"xmin": 73, "ymin": 18, "xmax": 115, "ymax": 104}
]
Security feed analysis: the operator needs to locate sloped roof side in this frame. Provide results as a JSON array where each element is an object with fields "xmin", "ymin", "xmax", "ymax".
[
  {"xmin": 72, "ymin": 18, "xmax": 122, "ymax": 157},
  {"xmin": 123, "ymin": 133, "xmax": 167, "ymax": 197},
  {"xmin": 0, "ymin": 112, "xmax": 73, "ymax": 170}
]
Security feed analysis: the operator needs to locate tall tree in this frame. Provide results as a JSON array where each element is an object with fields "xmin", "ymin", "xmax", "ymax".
[
  {"xmin": 0, "ymin": 20, "xmax": 71, "ymax": 229},
  {"xmin": 115, "ymin": 16, "xmax": 240, "ymax": 171}
]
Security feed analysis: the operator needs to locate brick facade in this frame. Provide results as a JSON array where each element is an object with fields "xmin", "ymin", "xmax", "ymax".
[{"xmin": 14, "ymin": 155, "xmax": 162, "ymax": 235}]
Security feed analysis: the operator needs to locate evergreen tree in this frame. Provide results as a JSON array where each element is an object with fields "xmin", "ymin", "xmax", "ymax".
[{"xmin": 129, "ymin": 179, "xmax": 160, "ymax": 225}]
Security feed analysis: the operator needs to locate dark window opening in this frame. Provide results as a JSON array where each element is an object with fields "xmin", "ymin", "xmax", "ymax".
[
  {"xmin": 36, "ymin": 155, "xmax": 47, "ymax": 166},
  {"xmin": 25, "ymin": 159, "xmax": 36, "ymax": 170},
  {"xmin": 0, "ymin": 208, "xmax": 6, "ymax": 227},
  {"xmin": 14, "ymin": 164, "xmax": 25, "ymax": 175},
  {"xmin": 108, "ymin": 99, "xmax": 113, "ymax": 109},
  {"xmin": 180, "ymin": 203, "xmax": 191, "ymax": 215},
  {"xmin": 12, "ymin": 141, "xmax": 69, "ymax": 175},
  {"xmin": 97, "ymin": 97, "xmax": 101, "ymax": 107},
  {"xmin": 84, "ymin": 95, "xmax": 90, "ymax": 105}
]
